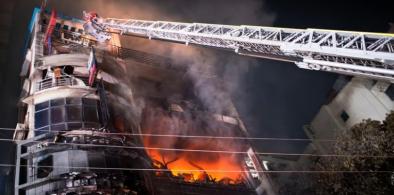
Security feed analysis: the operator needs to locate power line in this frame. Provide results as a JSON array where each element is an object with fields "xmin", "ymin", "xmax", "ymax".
[
  {"xmin": 0, "ymin": 163, "xmax": 391, "ymax": 174},
  {"xmin": 0, "ymin": 127, "xmax": 336, "ymax": 142},
  {"xmin": 0, "ymin": 138, "xmax": 391, "ymax": 159}
]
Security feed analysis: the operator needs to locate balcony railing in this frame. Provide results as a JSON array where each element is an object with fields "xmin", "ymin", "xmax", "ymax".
[{"xmin": 35, "ymin": 76, "xmax": 90, "ymax": 92}]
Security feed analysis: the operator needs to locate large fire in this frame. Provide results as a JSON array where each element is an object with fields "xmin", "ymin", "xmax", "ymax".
[{"xmin": 141, "ymin": 105, "xmax": 246, "ymax": 184}]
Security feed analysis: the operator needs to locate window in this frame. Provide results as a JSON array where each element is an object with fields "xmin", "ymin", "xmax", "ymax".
[
  {"xmin": 66, "ymin": 180, "xmax": 73, "ymax": 187},
  {"xmin": 385, "ymin": 84, "xmax": 394, "ymax": 101},
  {"xmin": 55, "ymin": 23, "xmax": 61, "ymax": 30},
  {"xmin": 36, "ymin": 101, "xmax": 49, "ymax": 111},
  {"xmin": 83, "ymin": 98, "xmax": 97, "ymax": 106},
  {"xmin": 64, "ymin": 66, "xmax": 74, "ymax": 75},
  {"xmin": 89, "ymin": 178, "xmax": 97, "ymax": 185},
  {"xmin": 37, "ymin": 155, "xmax": 53, "ymax": 178},
  {"xmin": 340, "ymin": 110, "xmax": 349, "ymax": 122},
  {"xmin": 78, "ymin": 29, "xmax": 84, "ymax": 34},
  {"xmin": 83, "ymin": 106, "xmax": 98, "ymax": 122},
  {"xmin": 34, "ymin": 98, "xmax": 101, "ymax": 133},
  {"xmin": 35, "ymin": 110, "xmax": 49, "ymax": 128},
  {"xmin": 51, "ymin": 124, "xmax": 66, "ymax": 131},
  {"xmin": 81, "ymin": 179, "xmax": 88, "ymax": 186},
  {"xmin": 73, "ymin": 180, "xmax": 81, "ymax": 187},
  {"xmin": 66, "ymin": 97, "xmax": 81, "ymax": 105},
  {"xmin": 66, "ymin": 106, "xmax": 82, "ymax": 122},
  {"xmin": 362, "ymin": 79, "xmax": 378, "ymax": 90},
  {"xmin": 51, "ymin": 98, "xmax": 65, "ymax": 107},
  {"xmin": 62, "ymin": 25, "xmax": 69, "ymax": 30},
  {"xmin": 70, "ymin": 27, "xmax": 76, "ymax": 32},
  {"xmin": 51, "ymin": 107, "xmax": 65, "ymax": 124},
  {"xmin": 35, "ymin": 126, "xmax": 49, "ymax": 136}
]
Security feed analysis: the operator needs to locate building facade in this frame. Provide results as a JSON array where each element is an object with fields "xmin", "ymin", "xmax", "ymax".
[
  {"xmin": 303, "ymin": 76, "xmax": 394, "ymax": 154},
  {"xmin": 13, "ymin": 7, "xmax": 275, "ymax": 195}
]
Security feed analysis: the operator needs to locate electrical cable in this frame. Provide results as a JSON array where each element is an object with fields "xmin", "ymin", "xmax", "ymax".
[
  {"xmin": 0, "ymin": 137, "xmax": 392, "ymax": 159},
  {"xmin": 0, "ymin": 163, "xmax": 391, "ymax": 174},
  {"xmin": 0, "ymin": 127, "xmax": 336, "ymax": 142}
]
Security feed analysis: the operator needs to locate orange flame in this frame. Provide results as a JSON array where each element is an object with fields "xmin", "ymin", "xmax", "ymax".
[
  {"xmin": 141, "ymin": 106, "xmax": 245, "ymax": 184},
  {"xmin": 146, "ymin": 149, "xmax": 243, "ymax": 183}
]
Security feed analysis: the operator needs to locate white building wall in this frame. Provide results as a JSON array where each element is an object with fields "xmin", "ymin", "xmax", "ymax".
[
  {"xmin": 328, "ymin": 78, "xmax": 392, "ymax": 127},
  {"xmin": 305, "ymin": 77, "xmax": 394, "ymax": 153}
]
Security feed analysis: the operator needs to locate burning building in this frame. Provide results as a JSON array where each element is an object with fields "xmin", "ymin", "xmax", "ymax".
[{"xmin": 13, "ymin": 6, "xmax": 275, "ymax": 195}]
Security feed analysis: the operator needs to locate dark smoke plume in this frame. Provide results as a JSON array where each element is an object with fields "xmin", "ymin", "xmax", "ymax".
[
  {"xmin": 47, "ymin": 0, "xmax": 275, "ymax": 114},
  {"xmin": 48, "ymin": 0, "xmax": 276, "ymax": 151}
]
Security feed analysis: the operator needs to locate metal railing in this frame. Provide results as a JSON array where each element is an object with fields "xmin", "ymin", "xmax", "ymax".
[{"xmin": 35, "ymin": 76, "xmax": 88, "ymax": 92}]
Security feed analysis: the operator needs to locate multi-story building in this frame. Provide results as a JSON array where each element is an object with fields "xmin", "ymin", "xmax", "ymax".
[
  {"xmin": 259, "ymin": 75, "xmax": 394, "ymax": 193},
  {"xmin": 303, "ymin": 76, "xmax": 394, "ymax": 154},
  {"xmin": 12, "ymin": 6, "xmax": 275, "ymax": 195}
]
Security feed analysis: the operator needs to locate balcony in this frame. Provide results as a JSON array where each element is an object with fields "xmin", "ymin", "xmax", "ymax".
[{"xmin": 35, "ymin": 76, "xmax": 90, "ymax": 92}]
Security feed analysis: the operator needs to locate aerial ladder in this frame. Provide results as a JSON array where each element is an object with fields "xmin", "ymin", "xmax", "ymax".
[{"xmin": 83, "ymin": 12, "xmax": 394, "ymax": 82}]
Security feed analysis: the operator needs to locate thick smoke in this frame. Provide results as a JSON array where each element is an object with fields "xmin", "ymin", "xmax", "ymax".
[
  {"xmin": 49, "ymin": 0, "xmax": 275, "ymax": 115},
  {"xmin": 47, "ymin": 0, "xmax": 276, "ymax": 179}
]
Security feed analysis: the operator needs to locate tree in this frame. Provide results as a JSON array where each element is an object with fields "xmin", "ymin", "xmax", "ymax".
[{"xmin": 312, "ymin": 112, "xmax": 394, "ymax": 194}]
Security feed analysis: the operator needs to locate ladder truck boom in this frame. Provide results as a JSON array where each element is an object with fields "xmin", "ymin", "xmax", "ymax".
[{"xmin": 85, "ymin": 14, "xmax": 394, "ymax": 81}]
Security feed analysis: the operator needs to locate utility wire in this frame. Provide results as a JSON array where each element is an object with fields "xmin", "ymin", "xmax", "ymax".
[
  {"xmin": 0, "ymin": 163, "xmax": 391, "ymax": 173},
  {"xmin": 0, "ymin": 127, "xmax": 336, "ymax": 142},
  {"xmin": 0, "ymin": 138, "xmax": 391, "ymax": 159}
]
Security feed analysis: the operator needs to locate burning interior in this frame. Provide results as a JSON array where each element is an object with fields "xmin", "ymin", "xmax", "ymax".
[{"xmin": 101, "ymin": 34, "xmax": 267, "ymax": 194}]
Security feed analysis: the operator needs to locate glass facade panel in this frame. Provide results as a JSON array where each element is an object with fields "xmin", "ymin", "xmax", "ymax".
[
  {"xmin": 37, "ymin": 155, "xmax": 53, "ymax": 178},
  {"xmin": 84, "ymin": 106, "xmax": 99, "ymax": 122},
  {"xmin": 51, "ymin": 107, "xmax": 65, "ymax": 124},
  {"xmin": 340, "ymin": 110, "xmax": 349, "ymax": 122},
  {"xmin": 35, "ymin": 126, "xmax": 49, "ymax": 136},
  {"xmin": 35, "ymin": 101, "xmax": 49, "ymax": 111},
  {"xmin": 35, "ymin": 98, "xmax": 100, "ymax": 133},
  {"xmin": 385, "ymin": 84, "xmax": 394, "ymax": 101},
  {"xmin": 66, "ymin": 106, "xmax": 82, "ymax": 122},
  {"xmin": 82, "ymin": 98, "xmax": 97, "ymax": 106},
  {"xmin": 35, "ymin": 110, "xmax": 49, "ymax": 128},
  {"xmin": 66, "ymin": 97, "xmax": 82, "ymax": 105},
  {"xmin": 50, "ymin": 98, "xmax": 65, "ymax": 106},
  {"xmin": 51, "ymin": 124, "xmax": 66, "ymax": 131}
]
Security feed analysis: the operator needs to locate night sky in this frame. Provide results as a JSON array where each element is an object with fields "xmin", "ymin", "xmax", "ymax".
[{"xmin": 0, "ymin": 0, "xmax": 393, "ymax": 193}]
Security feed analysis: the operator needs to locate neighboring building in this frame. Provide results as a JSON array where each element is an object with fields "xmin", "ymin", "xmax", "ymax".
[
  {"xmin": 303, "ymin": 77, "xmax": 394, "ymax": 154},
  {"xmin": 262, "ymin": 76, "xmax": 394, "ymax": 193},
  {"xmin": 12, "ymin": 6, "xmax": 275, "ymax": 195}
]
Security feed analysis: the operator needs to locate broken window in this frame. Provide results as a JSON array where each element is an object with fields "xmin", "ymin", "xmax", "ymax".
[{"xmin": 37, "ymin": 155, "xmax": 53, "ymax": 178}]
